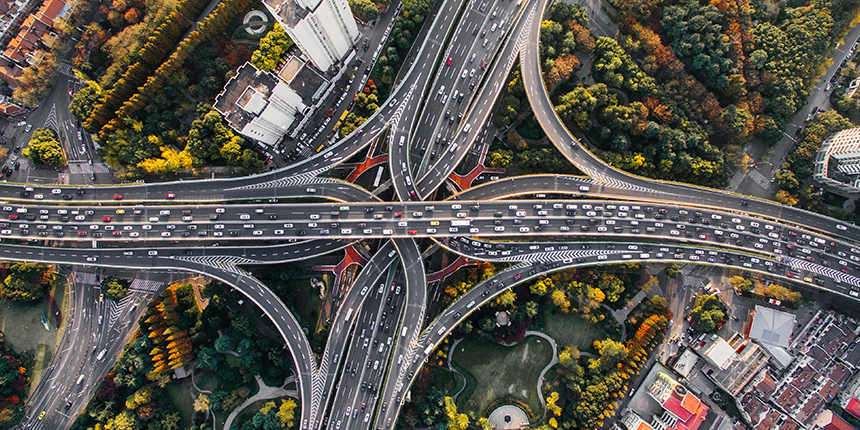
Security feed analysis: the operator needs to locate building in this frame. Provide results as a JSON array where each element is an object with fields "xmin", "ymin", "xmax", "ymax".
[
  {"xmin": 621, "ymin": 372, "xmax": 710, "ymax": 430},
  {"xmin": 0, "ymin": 0, "xmax": 69, "ymax": 88},
  {"xmin": 262, "ymin": 0, "xmax": 359, "ymax": 72},
  {"xmin": 813, "ymin": 127, "xmax": 860, "ymax": 194},
  {"xmin": 696, "ymin": 333, "xmax": 770, "ymax": 397},
  {"xmin": 810, "ymin": 411, "xmax": 856, "ymax": 430},
  {"xmin": 214, "ymin": 61, "xmax": 331, "ymax": 146},
  {"xmin": 749, "ymin": 306, "xmax": 796, "ymax": 349}
]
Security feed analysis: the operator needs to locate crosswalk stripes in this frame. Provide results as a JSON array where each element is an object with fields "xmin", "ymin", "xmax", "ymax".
[
  {"xmin": 603, "ymin": 176, "xmax": 653, "ymax": 193},
  {"xmin": 727, "ymin": 171, "xmax": 745, "ymax": 191},
  {"xmin": 128, "ymin": 279, "xmax": 163, "ymax": 292},
  {"xmin": 57, "ymin": 62, "xmax": 75, "ymax": 78},
  {"xmin": 748, "ymin": 168, "xmax": 770, "ymax": 190}
]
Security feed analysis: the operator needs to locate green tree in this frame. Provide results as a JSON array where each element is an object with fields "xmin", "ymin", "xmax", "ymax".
[
  {"xmin": 690, "ymin": 294, "xmax": 727, "ymax": 332},
  {"xmin": 444, "ymin": 397, "xmax": 469, "ymax": 430},
  {"xmin": 101, "ymin": 276, "xmax": 131, "ymax": 301},
  {"xmin": 349, "ymin": 0, "xmax": 379, "ymax": 22},
  {"xmin": 69, "ymin": 80, "xmax": 106, "ymax": 127},
  {"xmin": 2, "ymin": 262, "xmax": 53, "ymax": 302},
  {"xmin": 23, "ymin": 128, "xmax": 66, "ymax": 166},
  {"xmin": 251, "ymin": 24, "xmax": 294, "ymax": 72},
  {"xmin": 728, "ymin": 276, "xmax": 753, "ymax": 292},
  {"xmin": 486, "ymin": 149, "xmax": 513, "ymax": 168}
]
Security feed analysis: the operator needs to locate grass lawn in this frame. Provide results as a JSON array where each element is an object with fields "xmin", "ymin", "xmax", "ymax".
[
  {"xmin": 541, "ymin": 312, "xmax": 609, "ymax": 353},
  {"xmin": 452, "ymin": 336, "xmax": 553, "ymax": 418},
  {"xmin": 0, "ymin": 275, "xmax": 67, "ymax": 379},
  {"xmin": 166, "ymin": 383, "xmax": 194, "ymax": 429},
  {"xmin": 231, "ymin": 396, "xmax": 294, "ymax": 429}
]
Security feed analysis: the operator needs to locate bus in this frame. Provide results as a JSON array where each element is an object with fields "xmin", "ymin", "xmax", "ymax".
[
  {"xmin": 344, "ymin": 308, "xmax": 354, "ymax": 322},
  {"xmin": 450, "ymin": 220, "xmax": 471, "ymax": 227},
  {"xmin": 339, "ymin": 110, "xmax": 349, "ymax": 121}
]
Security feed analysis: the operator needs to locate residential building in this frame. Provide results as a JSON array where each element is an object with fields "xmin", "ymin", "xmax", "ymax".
[
  {"xmin": 695, "ymin": 333, "xmax": 770, "ymax": 397},
  {"xmin": 813, "ymin": 127, "xmax": 860, "ymax": 194},
  {"xmin": 262, "ymin": 0, "xmax": 359, "ymax": 72},
  {"xmin": 622, "ymin": 372, "xmax": 710, "ymax": 430},
  {"xmin": 810, "ymin": 410, "xmax": 856, "ymax": 430},
  {"xmin": 0, "ymin": 0, "xmax": 69, "ymax": 88},
  {"xmin": 214, "ymin": 60, "xmax": 328, "ymax": 146}
]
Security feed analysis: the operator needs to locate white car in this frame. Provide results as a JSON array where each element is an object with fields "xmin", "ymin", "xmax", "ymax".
[
  {"xmin": 309, "ymin": 214, "xmax": 320, "ymax": 220},
  {"xmin": 252, "ymin": 230, "xmax": 263, "ymax": 236},
  {"xmin": 494, "ymin": 226, "xmax": 505, "ymax": 232},
  {"xmin": 215, "ymin": 208, "xmax": 225, "ymax": 213},
  {"xmin": 161, "ymin": 232, "xmax": 171, "ymax": 237},
  {"xmin": 51, "ymin": 189, "xmax": 62, "ymax": 194},
  {"xmin": 129, "ymin": 232, "xmax": 140, "ymax": 237},
  {"xmin": 33, "ymin": 194, "xmax": 43, "ymax": 200}
]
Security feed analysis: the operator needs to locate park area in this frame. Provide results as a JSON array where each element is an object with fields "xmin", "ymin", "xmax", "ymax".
[
  {"xmin": 0, "ymin": 274, "xmax": 66, "ymax": 377},
  {"xmin": 451, "ymin": 336, "xmax": 553, "ymax": 418},
  {"xmin": 541, "ymin": 312, "xmax": 613, "ymax": 353}
]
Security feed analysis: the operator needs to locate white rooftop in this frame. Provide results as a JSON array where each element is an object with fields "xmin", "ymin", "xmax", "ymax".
[{"xmin": 749, "ymin": 305, "xmax": 795, "ymax": 348}]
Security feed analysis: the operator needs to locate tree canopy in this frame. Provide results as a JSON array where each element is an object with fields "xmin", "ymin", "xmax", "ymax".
[{"xmin": 23, "ymin": 128, "xmax": 66, "ymax": 166}]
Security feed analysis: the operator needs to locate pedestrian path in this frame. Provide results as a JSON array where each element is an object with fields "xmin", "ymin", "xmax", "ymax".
[{"xmin": 128, "ymin": 279, "xmax": 163, "ymax": 292}]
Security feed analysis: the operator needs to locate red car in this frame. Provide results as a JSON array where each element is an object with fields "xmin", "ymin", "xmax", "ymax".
[
  {"xmin": 78, "ymin": 231, "xmax": 87, "ymax": 236},
  {"xmin": 394, "ymin": 212, "xmax": 402, "ymax": 218},
  {"xmin": 408, "ymin": 230, "xmax": 417, "ymax": 235},
  {"xmin": 102, "ymin": 216, "xmax": 111, "ymax": 222},
  {"xmin": 113, "ymin": 194, "xmax": 123, "ymax": 200},
  {"xmin": 165, "ymin": 193, "xmax": 175, "ymax": 199},
  {"xmin": 7, "ymin": 215, "xmax": 16, "ymax": 220},
  {"xmin": 446, "ymin": 57, "xmax": 452, "ymax": 66},
  {"xmin": 481, "ymin": 61, "xmax": 487, "ymax": 69}
]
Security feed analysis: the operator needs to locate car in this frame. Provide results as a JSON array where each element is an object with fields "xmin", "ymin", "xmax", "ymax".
[
  {"xmin": 102, "ymin": 216, "xmax": 111, "ymax": 222},
  {"xmin": 165, "ymin": 193, "xmax": 175, "ymax": 199},
  {"xmin": 513, "ymin": 274, "xmax": 522, "ymax": 281},
  {"xmin": 24, "ymin": 124, "xmax": 31, "ymax": 132},
  {"xmin": 51, "ymin": 188, "xmax": 62, "ymax": 194},
  {"xmin": 481, "ymin": 61, "xmax": 487, "ymax": 69},
  {"xmin": 33, "ymin": 194, "xmax": 43, "ymax": 200},
  {"xmin": 129, "ymin": 232, "xmax": 140, "ymax": 237},
  {"xmin": 408, "ymin": 230, "xmax": 417, "ymax": 235},
  {"xmin": 76, "ymin": 189, "xmax": 86, "ymax": 195},
  {"xmin": 446, "ymin": 57, "xmax": 452, "ymax": 65},
  {"xmin": 38, "ymin": 411, "xmax": 45, "ymax": 420},
  {"xmin": 113, "ymin": 194, "xmax": 123, "ymax": 200}
]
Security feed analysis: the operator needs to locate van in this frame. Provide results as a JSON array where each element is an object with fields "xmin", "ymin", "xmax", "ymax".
[
  {"xmin": 401, "ymin": 327, "xmax": 408, "ymax": 337},
  {"xmin": 399, "ymin": 136, "xmax": 405, "ymax": 147}
]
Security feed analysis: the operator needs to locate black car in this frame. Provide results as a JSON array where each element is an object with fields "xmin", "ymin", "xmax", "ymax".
[{"xmin": 63, "ymin": 194, "xmax": 72, "ymax": 200}]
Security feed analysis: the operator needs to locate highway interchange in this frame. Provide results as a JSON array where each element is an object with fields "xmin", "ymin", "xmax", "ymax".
[{"xmin": 11, "ymin": 0, "xmax": 860, "ymax": 427}]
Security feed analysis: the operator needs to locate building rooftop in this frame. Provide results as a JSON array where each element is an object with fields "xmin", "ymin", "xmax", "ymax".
[
  {"xmin": 812, "ymin": 410, "xmax": 857, "ymax": 430},
  {"xmin": 701, "ymin": 335, "xmax": 737, "ymax": 371},
  {"xmin": 845, "ymin": 397, "xmax": 860, "ymax": 420},
  {"xmin": 285, "ymin": 55, "xmax": 328, "ymax": 102},
  {"xmin": 749, "ymin": 305, "xmax": 796, "ymax": 348},
  {"xmin": 214, "ymin": 62, "xmax": 279, "ymax": 132}
]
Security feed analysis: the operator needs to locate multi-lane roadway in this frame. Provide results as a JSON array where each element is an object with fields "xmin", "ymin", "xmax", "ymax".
[{"xmin": 12, "ymin": 0, "xmax": 860, "ymax": 427}]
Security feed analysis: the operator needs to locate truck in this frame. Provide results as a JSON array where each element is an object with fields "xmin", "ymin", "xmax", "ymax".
[
  {"xmin": 424, "ymin": 344, "xmax": 434, "ymax": 355},
  {"xmin": 96, "ymin": 349, "xmax": 106, "ymax": 361},
  {"xmin": 450, "ymin": 220, "xmax": 471, "ymax": 227},
  {"xmin": 344, "ymin": 308, "xmax": 354, "ymax": 322},
  {"xmin": 76, "ymin": 375, "xmax": 85, "ymax": 385}
]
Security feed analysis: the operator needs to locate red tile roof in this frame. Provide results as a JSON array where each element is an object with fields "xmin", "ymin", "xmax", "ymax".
[{"xmin": 846, "ymin": 398, "xmax": 860, "ymax": 420}]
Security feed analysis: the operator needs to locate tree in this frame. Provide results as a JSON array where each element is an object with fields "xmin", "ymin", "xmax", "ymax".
[
  {"xmin": 2, "ymin": 262, "xmax": 53, "ymax": 302},
  {"xmin": 102, "ymin": 276, "xmax": 131, "ymax": 301},
  {"xmin": 70, "ymin": 80, "xmax": 106, "ymax": 127},
  {"xmin": 349, "ymin": 0, "xmax": 379, "ymax": 22},
  {"xmin": 591, "ymin": 339, "xmax": 627, "ymax": 372},
  {"xmin": 729, "ymin": 276, "xmax": 753, "ymax": 292},
  {"xmin": 444, "ymin": 397, "xmax": 469, "ymax": 430},
  {"xmin": 690, "ymin": 294, "xmax": 727, "ymax": 332},
  {"xmin": 23, "ymin": 128, "xmax": 66, "ymax": 166},
  {"xmin": 530, "ymin": 277, "xmax": 554, "ymax": 296},
  {"xmin": 486, "ymin": 149, "xmax": 513, "ymax": 168},
  {"xmin": 547, "ymin": 391, "xmax": 562, "ymax": 416},
  {"xmin": 251, "ymin": 24, "xmax": 294, "ymax": 72},
  {"xmin": 551, "ymin": 289, "xmax": 571, "ymax": 312},
  {"xmin": 193, "ymin": 394, "xmax": 210, "ymax": 412},
  {"xmin": 276, "ymin": 398, "xmax": 297, "ymax": 428},
  {"xmin": 496, "ymin": 290, "xmax": 516, "ymax": 308}
]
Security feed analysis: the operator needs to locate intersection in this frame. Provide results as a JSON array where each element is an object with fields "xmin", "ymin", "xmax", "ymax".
[{"xmin": 10, "ymin": 0, "xmax": 860, "ymax": 428}]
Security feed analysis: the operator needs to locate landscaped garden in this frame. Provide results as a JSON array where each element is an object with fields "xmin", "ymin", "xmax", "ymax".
[{"xmin": 452, "ymin": 335, "xmax": 553, "ymax": 418}]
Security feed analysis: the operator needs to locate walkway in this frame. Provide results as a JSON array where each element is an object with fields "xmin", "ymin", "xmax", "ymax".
[
  {"xmin": 222, "ymin": 375, "xmax": 298, "ymax": 430},
  {"xmin": 523, "ymin": 331, "xmax": 559, "ymax": 422}
]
